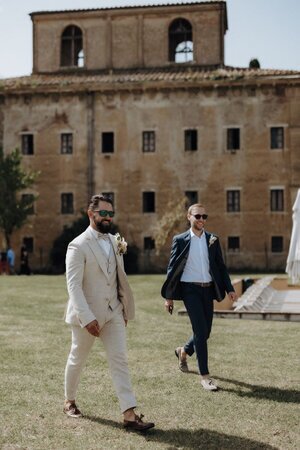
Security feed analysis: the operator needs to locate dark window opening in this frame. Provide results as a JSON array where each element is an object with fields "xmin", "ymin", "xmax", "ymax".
[
  {"xmin": 61, "ymin": 133, "xmax": 73, "ymax": 154},
  {"xmin": 227, "ymin": 128, "xmax": 240, "ymax": 151},
  {"xmin": 185, "ymin": 191, "xmax": 198, "ymax": 207},
  {"xmin": 270, "ymin": 189, "xmax": 284, "ymax": 211},
  {"xmin": 143, "ymin": 192, "xmax": 155, "ymax": 213},
  {"xmin": 144, "ymin": 237, "xmax": 155, "ymax": 250},
  {"xmin": 102, "ymin": 132, "xmax": 114, "ymax": 153},
  {"xmin": 21, "ymin": 194, "xmax": 35, "ymax": 215},
  {"xmin": 271, "ymin": 127, "xmax": 284, "ymax": 149},
  {"xmin": 227, "ymin": 190, "xmax": 240, "ymax": 212},
  {"xmin": 61, "ymin": 25, "xmax": 84, "ymax": 67},
  {"xmin": 142, "ymin": 131, "xmax": 155, "ymax": 152},
  {"xmin": 23, "ymin": 237, "xmax": 34, "ymax": 253},
  {"xmin": 61, "ymin": 193, "xmax": 74, "ymax": 214},
  {"xmin": 169, "ymin": 18, "xmax": 193, "ymax": 63},
  {"xmin": 185, "ymin": 129, "xmax": 197, "ymax": 151},
  {"xmin": 228, "ymin": 236, "xmax": 240, "ymax": 252},
  {"xmin": 271, "ymin": 236, "xmax": 283, "ymax": 253},
  {"xmin": 21, "ymin": 134, "xmax": 34, "ymax": 155}
]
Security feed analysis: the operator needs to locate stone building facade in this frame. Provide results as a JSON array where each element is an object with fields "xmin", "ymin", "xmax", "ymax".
[{"xmin": 0, "ymin": 1, "xmax": 299, "ymax": 272}]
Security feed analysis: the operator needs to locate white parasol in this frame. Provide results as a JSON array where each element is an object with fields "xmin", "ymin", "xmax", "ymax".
[{"xmin": 286, "ymin": 189, "xmax": 300, "ymax": 284}]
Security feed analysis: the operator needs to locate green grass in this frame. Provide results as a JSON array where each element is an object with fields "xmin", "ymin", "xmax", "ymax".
[{"xmin": 0, "ymin": 275, "xmax": 299, "ymax": 450}]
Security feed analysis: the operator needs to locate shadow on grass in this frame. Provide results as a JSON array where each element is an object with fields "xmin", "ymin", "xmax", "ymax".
[
  {"xmin": 214, "ymin": 376, "xmax": 300, "ymax": 404},
  {"xmin": 84, "ymin": 415, "xmax": 277, "ymax": 449}
]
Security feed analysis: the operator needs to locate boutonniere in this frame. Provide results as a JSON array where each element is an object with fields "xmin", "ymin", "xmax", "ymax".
[
  {"xmin": 115, "ymin": 233, "xmax": 128, "ymax": 255},
  {"xmin": 209, "ymin": 234, "xmax": 217, "ymax": 247}
]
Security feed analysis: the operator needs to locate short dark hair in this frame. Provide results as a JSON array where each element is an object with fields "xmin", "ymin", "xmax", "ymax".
[{"xmin": 88, "ymin": 193, "xmax": 114, "ymax": 211}]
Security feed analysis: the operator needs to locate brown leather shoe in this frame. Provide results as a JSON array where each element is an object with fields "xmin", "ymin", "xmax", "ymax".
[
  {"xmin": 63, "ymin": 401, "xmax": 83, "ymax": 418},
  {"xmin": 123, "ymin": 413, "xmax": 155, "ymax": 432},
  {"xmin": 175, "ymin": 347, "xmax": 189, "ymax": 372}
]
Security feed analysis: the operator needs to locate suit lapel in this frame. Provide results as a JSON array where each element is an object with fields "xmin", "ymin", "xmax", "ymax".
[{"xmin": 85, "ymin": 228, "xmax": 109, "ymax": 277}]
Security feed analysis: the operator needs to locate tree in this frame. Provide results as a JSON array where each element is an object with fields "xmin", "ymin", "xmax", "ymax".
[
  {"xmin": 249, "ymin": 58, "xmax": 260, "ymax": 69},
  {"xmin": 0, "ymin": 148, "xmax": 38, "ymax": 248},
  {"xmin": 153, "ymin": 197, "xmax": 188, "ymax": 254}
]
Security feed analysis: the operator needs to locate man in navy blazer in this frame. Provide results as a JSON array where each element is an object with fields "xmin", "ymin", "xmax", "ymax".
[{"xmin": 161, "ymin": 203, "xmax": 237, "ymax": 391}]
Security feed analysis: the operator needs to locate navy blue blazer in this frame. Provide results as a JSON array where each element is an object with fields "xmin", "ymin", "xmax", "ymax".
[{"xmin": 161, "ymin": 230, "xmax": 234, "ymax": 302}]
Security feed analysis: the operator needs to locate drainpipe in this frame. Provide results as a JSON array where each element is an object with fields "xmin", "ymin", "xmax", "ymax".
[{"xmin": 87, "ymin": 91, "xmax": 95, "ymax": 199}]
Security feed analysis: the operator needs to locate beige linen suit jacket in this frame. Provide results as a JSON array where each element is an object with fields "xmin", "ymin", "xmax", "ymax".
[{"xmin": 65, "ymin": 227, "xmax": 135, "ymax": 328}]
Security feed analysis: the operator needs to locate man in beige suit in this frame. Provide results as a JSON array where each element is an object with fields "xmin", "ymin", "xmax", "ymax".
[{"xmin": 64, "ymin": 193, "xmax": 154, "ymax": 431}]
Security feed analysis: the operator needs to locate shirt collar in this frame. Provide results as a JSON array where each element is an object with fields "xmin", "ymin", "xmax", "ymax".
[
  {"xmin": 89, "ymin": 225, "xmax": 109, "ymax": 240},
  {"xmin": 190, "ymin": 228, "xmax": 205, "ymax": 239}
]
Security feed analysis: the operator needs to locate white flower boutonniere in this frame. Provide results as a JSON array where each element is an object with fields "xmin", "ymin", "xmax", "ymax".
[
  {"xmin": 115, "ymin": 233, "xmax": 128, "ymax": 255},
  {"xmin": 209, "ymin": 234, "xmax": 218, "ymax": 247}
]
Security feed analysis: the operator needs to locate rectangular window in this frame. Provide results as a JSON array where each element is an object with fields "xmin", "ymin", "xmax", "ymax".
[
  {"xmin": 271, "ymin": 236, "xmax": 283, "ymax": 253},
  {"xmin": 21, "ymin": 134, "xmax": 34, "ymax": 155},
  {"xmin": 185, "ymin": 129, "xmax": 198, "ymax": 151},
  {"xmin": 185, "ymin": 191, "xmax": 198, "ymax": 206},
  {"xmin": 271, "ymin": 127, "xmax": 284, "ymax": 149},
  {"xmin": 228, "ymin": 236, "xmax": 240, "ymax": 252},
  {"xmin": 227, "ymin": 190, "xmax": 240, "ymax": 212},
  {"xmin": 144, "ymin": 237, "xmax": 155, "ymax": 250},
  {"xmin": 102, "ymin": 132, "xmax": 114, "ymax": 153},
  {"xmin": 270, "ymin": 189, "xmax": 284, "ymax": 211},
  {"xmin": 23, "ymin": 237, "xmax": 34, "ymax": 253},
  {"xmin": 227, "ymin": 128, "xmax": 240, "ymax": 151},
  {"xmin": 61, "ymin": 193, "xmax": 74, "ymax": 214},
  {"xmin": 142, "ymin": 131, "xmax": 155, "ymax": 152},
  {"xmin": 143, "ymin": 192, "xmax": 155, "ymax": 213},
  {"xmin": 21, "ymin": 194, "xmax": 35, "ymax": 215},
  {"xmin": 61, "ymin": 133, "xmax": 73, "ymax": 154}
]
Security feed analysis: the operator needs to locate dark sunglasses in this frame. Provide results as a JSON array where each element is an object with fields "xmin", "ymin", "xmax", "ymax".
[
  {"xmin": 94, "ymin": 210, "xmax": 115, "ymax": 218},
  {"xmin": 192, "ymin": 214, "xmax": 208, "ymax": 220}
]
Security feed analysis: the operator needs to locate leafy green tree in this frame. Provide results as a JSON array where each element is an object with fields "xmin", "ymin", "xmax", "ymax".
[{"xmin": 0, "ymin": 148, "xmax": 38, "ymax": 248}]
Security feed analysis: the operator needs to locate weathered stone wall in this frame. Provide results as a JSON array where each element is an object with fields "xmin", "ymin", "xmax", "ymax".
[
  {"xmin": 32, "ymin": 3, "xmax": 226, "ymax": 73},
  {"xmin": 3, "ymin": 81, "xmax": 299, "ymax": 272}
]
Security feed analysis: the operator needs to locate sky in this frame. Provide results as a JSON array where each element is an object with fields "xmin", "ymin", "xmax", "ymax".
[{"xmin": 0, "ymin": 0, "xmax": 299, "ymax": 78}]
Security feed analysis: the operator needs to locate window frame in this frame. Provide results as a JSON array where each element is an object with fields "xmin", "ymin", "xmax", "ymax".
[
  {"xmin": 142, "ymin": 191, "xmax": 155, "ymax": 213},
  {"xmin": 270, "ymin": 187, "xmax": 284, "ymax": 212},
  {"xmin": 61, "ymin": 192, "xmax": 74, "ymax": 215},
  {"xmin": 184, "ymin": 129, "xmax": 198, "ymax": 151},
  {"xmin": 60, "ymin": 132, "xmax": 73, "ymax": 155},
  {"xmin": 271, "ymin": 236, "xmax": 283, "ymax": 253},
  {"xmin": 226, "ymin": 127, "xmax": 241, "ymax": 152},
  {"xmin": 228, "ymin": 236, "xmax": 240, "ymax": 253},
  {"xmin": 101, "ymin": 131, "xmax": 115, "ymax": 154},
  {"xmin": 142, "ymin": 131, "xmax": 156, "ymax": 153},
  {"xmin": 226, "ymin": 189, "xmax": 241, "ymax": 213},
  {"xmin": 21, "ymin": 133, "xmax": 34, "ymax": 155}
]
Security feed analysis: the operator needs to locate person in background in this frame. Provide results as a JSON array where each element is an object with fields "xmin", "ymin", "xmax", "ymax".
[{"xmin": 7, "ymin": 247, "xmax": 15, "ymax": 275}]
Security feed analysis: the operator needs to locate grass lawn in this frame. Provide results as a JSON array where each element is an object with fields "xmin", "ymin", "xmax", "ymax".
[{"xmin": 0, "ymin": 274, "xmax": 299, "ymax": 450}]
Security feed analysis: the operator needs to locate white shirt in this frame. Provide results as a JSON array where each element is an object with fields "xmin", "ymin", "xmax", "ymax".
[
  {"xmin": 89, "ymin": 226, "xmax": 111, "ymax": 257},
  {"xmin": 180, "ymin": 229, "xmax": 212, "ymax": 283}
]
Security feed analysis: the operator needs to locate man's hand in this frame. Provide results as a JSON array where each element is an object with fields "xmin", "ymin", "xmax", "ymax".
[
  {"xmin": 165, "ymin": 299, "xmax": 174, "ymax": 315},
  {"xmin": 228, "ymin": 291, "xmax": 238, "ymax": 302},
  {"xmin": 85, "ymin": 319, "xmax": 100, "ymax": 337}
]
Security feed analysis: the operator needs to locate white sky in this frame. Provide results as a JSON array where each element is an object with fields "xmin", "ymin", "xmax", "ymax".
[{"xmin": 0, "ymin": 0, "xmax": 299, "ymax": 78}]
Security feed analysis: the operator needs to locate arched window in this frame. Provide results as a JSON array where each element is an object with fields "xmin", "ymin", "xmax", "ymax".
[
  {"xmin": 61, "ymin": 25, "xmax": 84, "ymax": 67},
  {"xmin": 169, "ymin": 18, "xmax": 193, "ymax": 63}
]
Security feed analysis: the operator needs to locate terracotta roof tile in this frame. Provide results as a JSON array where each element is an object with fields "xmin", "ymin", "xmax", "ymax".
[
  {"xmin": 30, "ymin": 1, "xmax": 225, "ymax": 16},
  {"xmin": 1, "ymin": 66, "xmax": 299, "ymax": 93}
]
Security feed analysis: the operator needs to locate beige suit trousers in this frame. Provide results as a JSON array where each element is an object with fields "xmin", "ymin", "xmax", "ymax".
[{"xmin": 64, "ymin": 303, "xmax": 137, "ymax": 413}]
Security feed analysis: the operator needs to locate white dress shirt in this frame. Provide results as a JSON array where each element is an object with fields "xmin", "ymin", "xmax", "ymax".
[
  {"xmin": 89, "ymin": 226, "xmax": 111, "ymax": 257},
  {"xmin": 180, "ymin": 229, "xmax": 212, "ymax": 283}
]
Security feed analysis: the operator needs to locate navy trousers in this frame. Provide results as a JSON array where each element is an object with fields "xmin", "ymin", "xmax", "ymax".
[{"xmin": 181, "ymin": 282, "xmax": 215, "ymax": 376}]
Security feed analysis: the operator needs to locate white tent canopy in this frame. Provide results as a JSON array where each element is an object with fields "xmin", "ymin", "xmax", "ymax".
[{"xmin": 286, "ymin": 189, "xmax": 300, "ymax": 284}]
